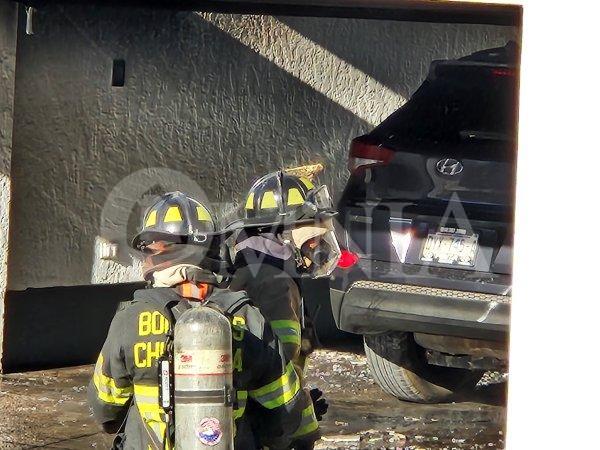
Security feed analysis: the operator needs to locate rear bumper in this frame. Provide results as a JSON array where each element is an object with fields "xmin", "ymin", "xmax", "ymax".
[{"xmin": 330, "ymin": 280, "xmax": 510, "ymax": 341}]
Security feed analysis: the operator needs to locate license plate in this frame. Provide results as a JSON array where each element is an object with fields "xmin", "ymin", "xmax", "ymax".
[{"xmin": 420, "ymin": 232, "xmax": 478, "ymax": 266}]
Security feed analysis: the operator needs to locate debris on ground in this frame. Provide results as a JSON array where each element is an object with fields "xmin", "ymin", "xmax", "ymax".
[{"xmin": 0, "ymin": 348, "xmax": 507, "ymax": 449}]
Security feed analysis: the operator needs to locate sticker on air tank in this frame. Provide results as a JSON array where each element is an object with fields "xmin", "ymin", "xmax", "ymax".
[
  {"xmin": 196, "ymin": 417, "xmax": 222, "ymax": 446},
  {"xmin": 174, "ymin": 350, "xmax": 232, "ymax": 375}
]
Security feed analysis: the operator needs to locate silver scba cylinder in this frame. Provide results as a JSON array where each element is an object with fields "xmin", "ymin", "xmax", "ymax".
[{"xmin": 174, "ymin": 304, "xmax": 233, "ymax": 449}]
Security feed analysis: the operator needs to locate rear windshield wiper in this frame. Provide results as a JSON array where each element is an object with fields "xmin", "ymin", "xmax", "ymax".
[{"xmin": 459, "ymin": 130, "xmax": 512, "ymax": 141}]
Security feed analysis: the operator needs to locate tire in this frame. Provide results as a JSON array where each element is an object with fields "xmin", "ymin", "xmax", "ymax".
[{"xmin": 364, "ymin": 332, "xmax": 482, "ymax": 403}]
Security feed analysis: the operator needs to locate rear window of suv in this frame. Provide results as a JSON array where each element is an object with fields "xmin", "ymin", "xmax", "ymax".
[{"xmin": 374, "ymin": 64, "xmax": 518, "ymax": 145}]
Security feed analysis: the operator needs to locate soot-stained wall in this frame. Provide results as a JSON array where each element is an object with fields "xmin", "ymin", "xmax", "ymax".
[{"xmin": 7, "ymin": 5, "xmax": 517, "ymax": 290}]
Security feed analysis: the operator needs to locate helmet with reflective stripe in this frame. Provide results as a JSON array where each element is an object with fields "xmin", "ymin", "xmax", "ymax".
[
  {"xmin": 234, "ymin": 171, "xmax": 336, "ymax": 230},
  {"xmin": 132, "ymin": 191, "xmax": 216, "ymax": 249}
]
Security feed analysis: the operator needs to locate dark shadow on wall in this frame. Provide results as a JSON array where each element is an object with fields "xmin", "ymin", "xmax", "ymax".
[{"xmin": 1, "ymin": 282, "xmax": 145, "ymax": 373}]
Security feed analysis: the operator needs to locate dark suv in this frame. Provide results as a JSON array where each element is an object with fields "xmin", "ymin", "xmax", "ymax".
[{"xmin": 329, "ymin": 42, "xmax": 518, "ymax": 403}]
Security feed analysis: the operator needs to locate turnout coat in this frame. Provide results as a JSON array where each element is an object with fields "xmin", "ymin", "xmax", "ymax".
[{"xmin": 88, "ymin": 287, "xmax": 303, "ymax": 449}]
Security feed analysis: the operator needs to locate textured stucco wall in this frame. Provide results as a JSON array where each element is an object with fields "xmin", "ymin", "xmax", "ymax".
[
  {"xmin": 8, "ymin": 5, "xmax": 517, "ymax": 290},
  {"xmin": 0, "ymin": 0, "xmax": 18, "ymax": 368}
]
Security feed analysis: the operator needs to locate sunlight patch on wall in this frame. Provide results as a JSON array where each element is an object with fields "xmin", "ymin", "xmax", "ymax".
[{"xmin": 199, "ymin": 13, "xmax": 406, "ymax": 126}]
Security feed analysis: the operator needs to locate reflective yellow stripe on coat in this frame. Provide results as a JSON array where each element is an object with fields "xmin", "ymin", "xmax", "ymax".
[
  {"xmin": 292, "ymin": 401, "xmax": 319, "ymax": 438},
  {"xmin": 249, "ymin": 362, "xmax": 301, "ymax": 409},
  {"xmin": 233, "ymin": 390, "xmax": 248, "ymax": 421},
  {"xmin": 134, "ymin": 384, "xmax": 171, "ymax": 450},
  {"xmin": 93, "ymin": 354, "xmax": 133, "ymax": 406}
]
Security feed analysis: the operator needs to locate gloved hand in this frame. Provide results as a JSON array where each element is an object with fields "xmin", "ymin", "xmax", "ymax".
[{"xmin": 309, "ymin": 388, "xmax": 328, "ymax": 421}]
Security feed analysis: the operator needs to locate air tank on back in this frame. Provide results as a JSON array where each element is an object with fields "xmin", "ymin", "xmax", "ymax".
[{"xmin": 173, "ymin": 303, "xmax": 233, "ymax": 449}]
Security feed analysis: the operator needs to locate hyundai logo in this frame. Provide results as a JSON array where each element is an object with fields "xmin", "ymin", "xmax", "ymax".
[{"xmin": 436, "ymin": 158, "xmax": 464, "ymax": 176}]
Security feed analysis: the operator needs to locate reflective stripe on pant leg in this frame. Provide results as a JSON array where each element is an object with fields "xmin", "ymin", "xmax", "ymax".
[
  {"xmin": 233, "ymin": 390, "xmax": 248, "ymax": 421},
  {"xmin": 292, "ymin": 401, "xmax": 319, "ymax": 438},
  {"xmin": 232, "ymin": 390, "xmax": 248, "ymax": 437},
  {"xmin": 134, "ymin": 384, "xmax": 170, "ymax": 449}
]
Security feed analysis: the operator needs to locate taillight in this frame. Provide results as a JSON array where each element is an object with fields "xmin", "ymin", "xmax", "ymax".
[
  {"xmin": 348, "ymin": 139, "xmax": 394, "ymax": 172},
  {"xmin": 491, "ymin": 68, "xmax": 515, "ymax": 77},
  {"xmin": 337, "ymin": 250, "xmax": 359, "ymax": 269}
]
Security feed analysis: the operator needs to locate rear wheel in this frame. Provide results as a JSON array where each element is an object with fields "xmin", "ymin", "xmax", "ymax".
[{"xmin": 364, "ymin": 332, "xmax": 482, "ymax": 403}]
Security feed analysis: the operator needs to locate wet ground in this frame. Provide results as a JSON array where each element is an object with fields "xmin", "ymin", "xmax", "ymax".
[
  {"xmin": 305, "ymin": 346, "xmax": 507, "ymax": 450},
  {"xmin": 0, "ymin": 346, "xmax": 506, "ymax": 449}
]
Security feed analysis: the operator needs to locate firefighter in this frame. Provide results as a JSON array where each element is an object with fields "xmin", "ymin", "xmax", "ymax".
[
  {"xmin": 88, "ymin": 191, "xmax": 304, "ymax": 449},
  {"xmin": 227, "ymin": 171, "xmax": 341, "ymax": 449}
]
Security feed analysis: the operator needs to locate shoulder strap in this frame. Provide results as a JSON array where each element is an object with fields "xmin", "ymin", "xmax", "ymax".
[
  {"xmin": 209, "ymin": 289, "xmax": 269, "ymax": 341},
  {"xmin": 208, "ymin": 289, "xmax": 252, "ymax": 317}
]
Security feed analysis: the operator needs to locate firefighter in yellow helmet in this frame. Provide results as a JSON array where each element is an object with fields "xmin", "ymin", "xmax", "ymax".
[
  {"xmin": 226, "ymin": 171, "xmax": 341, "ymax": 450},
  {"xmin": 88, "ymin": 191, "xmax": 305, "ymax": 449}
]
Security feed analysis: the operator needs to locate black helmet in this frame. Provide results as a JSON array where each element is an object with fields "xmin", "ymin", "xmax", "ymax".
[
  {"xmin": 229, "ymin": 171, "xmax": 336, "ymax": 230},
  {"xmin": 132, "ymin": 191, "xmax": 217, "ymax": 249}
]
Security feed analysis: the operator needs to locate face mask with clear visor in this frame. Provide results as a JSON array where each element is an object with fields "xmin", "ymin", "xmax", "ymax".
[{"xmin": 284, "ymin": 218, "xmax": 341, "ymax": 278}]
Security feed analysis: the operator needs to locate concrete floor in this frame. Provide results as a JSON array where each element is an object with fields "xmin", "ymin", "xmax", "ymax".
[
  {"xmin": 0, "ymin": 366, "xmax": 111, "ymax": 449},
  {"xmin": 0, "ymin": 349, "xmax": 506, "ymax": 449}
]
